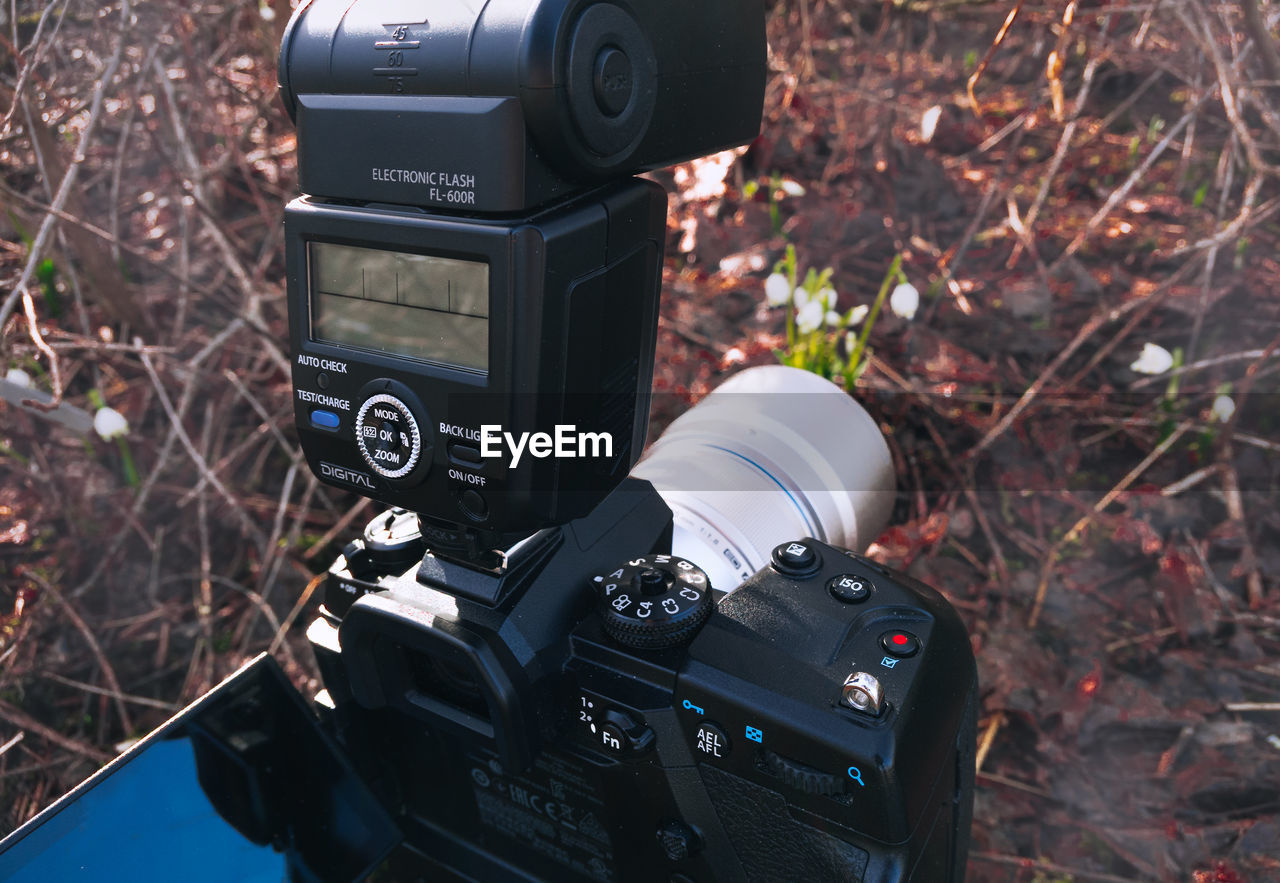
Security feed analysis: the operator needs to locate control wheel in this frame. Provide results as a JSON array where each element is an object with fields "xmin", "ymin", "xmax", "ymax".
[
  {"xmin": 762, "ymin": 750, "xmax": 846, "ymax": 797},
  {"xmin": 355, "ymin": 394, "xmax": 422, "ymax": 479},
  {"xmin": 592, "ymin": 555, "xmax": 713, "ymax": 650},
  {"xmin": 352, "ymin": 379, "xmax": 433, "ymax": 485}
]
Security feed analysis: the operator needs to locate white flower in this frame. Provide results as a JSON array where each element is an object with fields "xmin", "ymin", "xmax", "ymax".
[
  {"xmin": 846, "ymin": 304, "xmax": 869, "ymax": 326},
  {"xmin": 792, "ymin": 286, "xmax": 811, "ymax": 310},
  {"xmin": 258, "ymin": 0, "xmax": 276, "ymax": 21},
  {"xmin": 826, "ymin": 310, "xmax": 842, "ymax": 326},
  {"xmin": 921, "ymin": 105, "xmax": 943, "ymax": 142},
  {"xmin": 779, "ymin": 180, "xmax": 806, "ymax": 197},
  {"xmin": 5, "ymin": 368, "xmax": 32, "ymax": 388},
  {"xmin": 846, "ymin": 331, "xmax": 858, "ymax": 352},
  {"xmin": 93, "ymin": 406, "xmax": 129, "ymax": 440},
  {"xmin": 816, "ymin": 286, "xmax": 837, "ymax": 308},
  {"xmin": 1210, "ymin": 394, "xmax": 1236, "ymax": 423},
  {"xmin": 796, "ymin": 300, "xmax": 824, "ymax": 334},
  {"xmin": 1129, "ymin": 342, "xmax": 1174, "ymax": 375},
  {"xmin": 764, "ymin": 273, "xmax": 792, "ymax": 307},
  {"xmin": 890, "ymin": 282, "xmax": 919, "ymax": 320}
]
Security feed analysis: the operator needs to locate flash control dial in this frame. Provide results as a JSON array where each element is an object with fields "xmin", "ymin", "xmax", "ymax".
[
  {"xmin": 355, "ymin": 393, "xmax": 422, "ymax": 479},
  {"xmin": 593, "ymin": 555, "xmax": 713, "ymax": 650}
]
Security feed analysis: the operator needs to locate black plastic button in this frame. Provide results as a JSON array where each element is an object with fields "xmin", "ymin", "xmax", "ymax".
[
  {"xmin": 459, "ymin": 489, "xmax": 488, "ymax": 522},
  {"xmin": 598, "ymin": 709, "xmax": 654, "ymax": 756},
  {"xmin": 771, "ymin": 540, "xmax": 820, "ymax": 576},
  {"xmin": 449, "ymin": 442, "xmax": 484, "ymax": 466},
  {"xmin": 593, "ymin": 46, "xmax": 633, "ymax": 116},
  {"xmin": 880, "ymin": 630, "xmax": 920, "ymax": 658},
  {"xmin": 599, "ymin": 721, "xmax": 627, "ymax": 753},
  {"xmin": 656, "ymin": 820, "xmax": 700, "ymax": 862},
  {"xmin": 693, "ymin": 721, "xmax": 730, "ymax": 759},
  {"xmin": 828, "ymin": 573, "xmax": 872, "ymax": 603},
  {"xmin": 316, "ymin": 371, "xmax": 330, "ymax": 390}
]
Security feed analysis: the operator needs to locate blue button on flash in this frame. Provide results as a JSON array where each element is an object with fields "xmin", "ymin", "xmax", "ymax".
[{"xmin": 310, "ymin": 409, "xmax": 340, "ymax": 430}]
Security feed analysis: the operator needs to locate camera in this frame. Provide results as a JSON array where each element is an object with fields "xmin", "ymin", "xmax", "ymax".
[
  {"xmin": 0, "ymin": 1, "xmax": 975, "ymax": 878},
  {"xmin": 279, "ymin": 1, "xmax": 977, "ymax": 880}
]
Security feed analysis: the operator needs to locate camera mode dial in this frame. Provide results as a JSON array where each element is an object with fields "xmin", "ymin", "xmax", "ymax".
[
  {"xmin": 355, "ymin": 393, "xmax": 423, "ymax": 480},
  {"xmin": 592, "ymin": 555, "xmax": 713, "ymax": 650}
]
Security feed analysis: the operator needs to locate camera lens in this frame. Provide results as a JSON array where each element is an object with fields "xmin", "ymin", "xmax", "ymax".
[{"xmin": 631, "ymin": 366, "xmax": 894, "ymax": 591}]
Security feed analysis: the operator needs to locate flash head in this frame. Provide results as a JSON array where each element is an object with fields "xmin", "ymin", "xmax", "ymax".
[{"xmin": 279, "ymin": 0, "xmax": 766, "ymax": 212}]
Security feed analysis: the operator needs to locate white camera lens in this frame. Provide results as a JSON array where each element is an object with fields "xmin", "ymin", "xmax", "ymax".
[{"xmin": 632, "ymin": 366, "xmax": 895, "ymax": 592}]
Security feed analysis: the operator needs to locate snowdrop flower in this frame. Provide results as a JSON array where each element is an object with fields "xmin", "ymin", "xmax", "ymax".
[
  {"xmin": 779, "ymin": 180, "xmax": 806, "ymax": 197},
  {"xmin": 816, "ymin": 286, "xmax": 837, "ymax": 307},
  {"xmin": 921, "ymin": 105, "xmax": 943, "ymax": 142},
  {"xmin": 1129, "ymin": 342, "xmax": 1174, "ymax": 375},
  {"xmin": 792, "ymin": 286, "xmax": 812, "ymax": 310},
  {"xmin": 796, "ymin": 300, "xmax": 824, "ymax": 334},
  {"xmin": 764, "ymin": 273, "xmax": 792, "ymax": 307},
  {"xmin": 93, "ymin": 406, "xmax": 129, "ymax": 440},
  {"xmin": 846, "ymin": 304, "xmax": 869, "ymax": 326},
  {"xmin": 890, "ymin": 282, "xmax": 919, "ymax": 320},
  {"xmin": 1210, "ymin": 394, "xmax": 1236, "ymax": 423},
  {"xmin": 5, "ymin": 368, "xmax": 32, "ymax": 388},
  {"xmin": 826, "ymin": 310, "xmax": 842, "ymax": 326}
]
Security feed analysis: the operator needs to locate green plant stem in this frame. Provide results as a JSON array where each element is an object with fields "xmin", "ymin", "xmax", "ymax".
[
  {"xmin": 847, "ymin": 253, "xmax": 903, "ymax": 373},
  {"xmin": 0, "ymin": 440, "xmax": 29, "ymax": 465},
  {"xmin": 116, "ymin": 436, "xmax": 140, "ymax": 488},
  {"xmin": 769, "ymin": 172, "xmax": 783, "ymax": 236},
  {"xmin": 784, "ymin": 244, "xmax": 798, "ymax": 349}
]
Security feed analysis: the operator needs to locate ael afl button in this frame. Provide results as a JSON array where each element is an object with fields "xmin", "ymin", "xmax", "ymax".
[
  {"xmin": 880, "ymin": 630, "xmax": 920, "ymax": 658},
  {"xmin": 694, "ymin": 722, "xmax": 730, "ymax": 759}
]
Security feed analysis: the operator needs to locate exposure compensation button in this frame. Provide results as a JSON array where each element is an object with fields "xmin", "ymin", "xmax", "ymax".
[
  {"xmin": 771, "ymin": 540, "xmax": 820, "ymax": 576},
  {"xmin": 355, "ymin": 393, "xmax": 422, "ymax": 479}
]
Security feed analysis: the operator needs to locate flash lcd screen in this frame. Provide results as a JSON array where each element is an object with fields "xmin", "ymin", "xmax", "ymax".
[{"xmin": 309, "ymin": 242, "xmax": 489, "ymax": 373}]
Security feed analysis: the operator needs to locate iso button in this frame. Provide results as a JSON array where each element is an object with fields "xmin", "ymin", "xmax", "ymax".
[
  {"xmin": 355, "ymin": 393, "xmax": 422, "ymax": 480},
  {"xmin": 828, "ymin": 573, "xmax": 872, "ymax": 603}
]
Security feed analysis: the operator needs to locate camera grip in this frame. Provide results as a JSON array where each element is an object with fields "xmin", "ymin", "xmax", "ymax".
[{"xmin": 699, "ymin": 764, "xmax": 871, "ymax": 882}]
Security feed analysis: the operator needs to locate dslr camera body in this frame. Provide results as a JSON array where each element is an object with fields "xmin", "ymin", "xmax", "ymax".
[{"xmin": 278, "ymin": 1, "xmax": 977, "ymax": 880}]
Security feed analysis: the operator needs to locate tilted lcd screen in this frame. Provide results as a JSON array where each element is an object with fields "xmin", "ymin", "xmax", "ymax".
[{"xmin": 309, "ymin": 242, "xmax": 489, "ymax": 373}]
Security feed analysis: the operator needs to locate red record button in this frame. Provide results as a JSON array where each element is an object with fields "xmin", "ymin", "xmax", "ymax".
[{"xmin": 880, "ymin": 630, "xmax": 920, "ymax": 658}]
